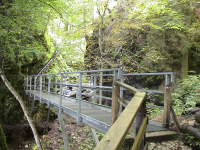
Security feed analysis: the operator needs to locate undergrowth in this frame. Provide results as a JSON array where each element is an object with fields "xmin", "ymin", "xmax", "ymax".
[{"xmin": 171, "ymin": 75, "xmax": 200, "ymax": 114}]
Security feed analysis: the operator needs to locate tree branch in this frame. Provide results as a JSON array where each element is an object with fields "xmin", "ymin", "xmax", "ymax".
[
  {"xmin": 37, "ymin": 0, "xmax": 63, "ymax": 18},
  {"xmin": 0, "ymin": 68, "xmax": 43, "ymax": 150}
]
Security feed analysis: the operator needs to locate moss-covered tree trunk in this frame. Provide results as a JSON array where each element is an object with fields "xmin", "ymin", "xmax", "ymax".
[{"xmin": 0, "ymin": 124, "xmax": 8, "ymax": 150}]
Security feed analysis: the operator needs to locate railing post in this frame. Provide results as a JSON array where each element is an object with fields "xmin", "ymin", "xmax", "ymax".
[
  {"xmin": 93, "ymin": 75, "xmax": 97, "ymax": 103},
  {"xmin": 34, "ymin": 76, "xmax": 36, "ymax": 99},
  {"xmin": 163, "ymin": 74, "xmax": 171, "ymax": 128},
  {"xmin": 111, "ymin": 70, "xmax": 119, "ymax": 124},
  {"xmin": 55, "ymin": 76, "xmax": 57, "ymax": 94},
  {"xmin": 118, "ymin": 68, "xmax": 123, "ymax": 114},
  {"xmin": 40, "ymin": 75, "xmax": 42, "ymax": 103},
  {"xmin": 26, "ymin": 76, "xmax": 28, "ymax": 90},
  {"xmin": 48, "ymin": 75, "xmax": 51, "ymax": 106},
  {"xmin": 136, "ymin": 100, "xmax": 146, "ymax": 150},
  {"xmin": 29, "ymin": 76, "xmax": 32, "ymax": 97},
  {"xmin": 111, "ymin": 83, "xmax": 120, "ymax": 124},
  {"xmin": 59, "ymin": 73, "xmax": 63, "ymax": 114},
  {"xmin": 76, "ymin": 75, "xmax": 79, "ymax": 99},
  {"xmin": 77, "ymin": 72, "xmax": 83, "ymax": 125}
]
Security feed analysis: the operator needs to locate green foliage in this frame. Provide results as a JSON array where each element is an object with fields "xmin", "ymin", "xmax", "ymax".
[
  {"xmin": 0, "ymin": 0, "xmax": 68, "ymax": 124},
  {"xmin": 183, "ymin": 133, "xmax": 200, "ymax": 147},
  {"xmin": 171, "ymin": 75, "xmax": 200, "ymax": 114},
  {"xmin": 0, "ymin": 124, "xmax": 8, "ymax": 150},
  {"xmin": 85, "ymin": 0, "xmax": 200, "ymax": 76}
]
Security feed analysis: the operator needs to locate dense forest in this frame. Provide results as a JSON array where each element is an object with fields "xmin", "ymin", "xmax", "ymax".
[{"xmin": 1, "ymin": 0, "xmax": 200, "ymax": 149}]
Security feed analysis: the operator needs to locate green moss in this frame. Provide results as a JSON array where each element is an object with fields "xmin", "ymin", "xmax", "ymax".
[{"xmin": 0, "ymin": 124, "xmax": 8, "ymax": 150}]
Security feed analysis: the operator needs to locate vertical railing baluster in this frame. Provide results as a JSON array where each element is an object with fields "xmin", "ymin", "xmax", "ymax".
[
  {"xmin": 118, "ymin": 68, "xmax": 123, "ymax": 114},
  {"xmin": 34, "ymin": 76, "xmax": 36, "ymax": 99},
  {"xmin": 29, "ymin": 76, "xmax": 32, "ymax": 97},
  {"xmin": 26, "ymin": 76, "xmax": 28, "ymax": 91},
  {"xmin": 59, "ymin": 73, "xmax": 63, "ymax": 114},
  {"xmin": 77, "ymin": 72, "xmax": 82, "ymax": 125},
  {"xmin": 55, "ymin": 75, "xmax": 57, "ymax": 94},
  {"xmin": 48, "ymin": 75, "xmax": 51, "ymax": 106},
  {"xmin": 40, "ymin": 75, "xmax": 42, "ymax": 103},
  {"xmin": 76, "ymin": 75, "xmax": 79, "ymax": 99},
  {"xmin": 93, "ymin": 75, "xmax": 97, "ymax": 103}
]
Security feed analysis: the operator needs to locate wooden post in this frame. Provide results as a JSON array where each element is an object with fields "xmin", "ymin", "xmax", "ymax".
[
  {"xmin": 111, "ymin": 83, "xmax": 120, "ymax": 124},
  {"xmin": 136, "ymin": 101, "xmax": 146, "ymax": 150},
  {"xmin": 163, "ymin": 85, "xmax": 171, "ymax": 128}
]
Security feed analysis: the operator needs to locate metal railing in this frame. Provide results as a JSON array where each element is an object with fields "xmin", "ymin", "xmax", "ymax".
[
  {"xmin": 25, "ymin": 68, "xmax": 122, "ymax": 125},
  {"xmin": 94, "ymin": 81, "xmax": 148, "ymax": 150},
  {"xmin": 25, "ymin": 70, "xmax": 175, "ymax": 128}
]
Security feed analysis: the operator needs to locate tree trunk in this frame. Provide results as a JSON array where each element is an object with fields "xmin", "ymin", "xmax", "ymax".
[{"xmin": 0, "ymin": 68, "xmax": 42, "ymax": 150}]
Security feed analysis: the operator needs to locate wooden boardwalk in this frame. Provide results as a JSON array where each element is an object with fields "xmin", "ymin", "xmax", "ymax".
[{"xmin": 26, "ymin": 90, "xmax": 177, "ymax": 140}]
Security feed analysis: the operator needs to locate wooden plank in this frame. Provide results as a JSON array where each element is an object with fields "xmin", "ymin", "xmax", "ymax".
[
  {"xmin": 146, "ymin": 130, "xmax": 178, "ymax": 138},
  {"xmin": 144, "ymin": 142, "xmax": 148, "ymax": 150},
  {"xmin": 163, "ymin": 86, "xmax": 171, "ymax": 128},
  {"xmin": 111, "ymin": 85, "xmax": 120, "ymax": 124},
  {"xmin": 131, "ymin": 117, "xmax": 148, "ymax": 150},
  {"xmin": 136, "ymin": 101, "xmax": 146, "ymax": 150},
  {"xmin": 114, "ymin": 81, "xmax": 140, "ymax": 94},
  {"xmin": 94, "ymin": 92, "xmax": 146, "ymax": 150}
]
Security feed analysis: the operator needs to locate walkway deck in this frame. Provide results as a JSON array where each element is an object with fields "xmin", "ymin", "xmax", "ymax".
[{"xmin": 26, "ymin": 90, "xmax": 177, "ymax": 140}]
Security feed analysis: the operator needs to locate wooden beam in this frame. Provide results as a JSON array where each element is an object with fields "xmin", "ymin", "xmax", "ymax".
[
  {"xmin": 95, "ymin": 92, "xmax": 146, "ymax": 150},
  {"xmin": 144, "ymin": 142, "xmax": 148, "ymax": 150},
  {"xmin": 163, "ymin": 86, "xmax": 171, "ymax": 128},
  {"xmin": 111, "ymin": 84, "xmax": 120, "ymax": 124},
  {"xmin": 118, "ymin": 97, "xmax": 128, "ymax": 107},
  {"xmin": 131, "ymin": 117, "xmax": 148, "ymax": 150},
  {"xmin": 136, "ymin": 101, "xmax": 146, "ymax": 150},
  {"xmin": 114, "ymin": 81, "xmax": 140, "ymax": 94}
]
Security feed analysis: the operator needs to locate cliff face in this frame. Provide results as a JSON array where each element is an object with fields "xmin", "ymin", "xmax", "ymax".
[
  {"xmin": 85, "ymin": 1, "xmax": 200, "ymax": 76},
  {"xmin": 0, "ymin": 1, "xmax": 51, "ymax": 125}
]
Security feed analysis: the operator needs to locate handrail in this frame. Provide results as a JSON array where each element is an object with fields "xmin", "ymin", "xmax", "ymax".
[
  {"xmin": 94, "ymin": 81, "xmax": 147, "ymax": 150},
  {"xmin": 114, "ymin": 81, "xmax": 140, "ymax": 94}
]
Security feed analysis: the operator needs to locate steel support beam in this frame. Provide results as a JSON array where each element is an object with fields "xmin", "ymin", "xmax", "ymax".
[
  {"xmin": 44, "ymin": 104, "xmax": 51, "ymax": 133},
  {"xmin": 58, "ymin": 114, "xmax": 70, "ymax": 150},
  {"xmin": 89, "ymin": 127, "xmax": 99, "ymax": 145}
]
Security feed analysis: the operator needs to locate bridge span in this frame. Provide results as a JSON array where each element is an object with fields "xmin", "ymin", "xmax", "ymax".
[{"xmin": 25, "ymin": 68, "xmax": 177, "ymax": 150}]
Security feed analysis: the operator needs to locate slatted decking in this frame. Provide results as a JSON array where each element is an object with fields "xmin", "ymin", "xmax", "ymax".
[{"xmin": 26, "ymin": 90, "xmax": 175, "ymax": 138}]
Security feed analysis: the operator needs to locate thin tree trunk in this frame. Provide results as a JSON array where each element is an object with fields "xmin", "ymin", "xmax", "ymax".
[{"xmin": 0, "ymin": 68, "xmax": 42, "ymax": 150}]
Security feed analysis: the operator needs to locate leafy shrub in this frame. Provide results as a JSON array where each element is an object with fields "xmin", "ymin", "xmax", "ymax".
[{"xmin": 171, "ymin": 75, "xmax": 200, "ymax": 114}]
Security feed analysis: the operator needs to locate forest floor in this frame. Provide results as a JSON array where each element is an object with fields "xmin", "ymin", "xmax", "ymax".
[{"xmin": 8, "ymin": 113, "xmax": 196, "ymax": 150}]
